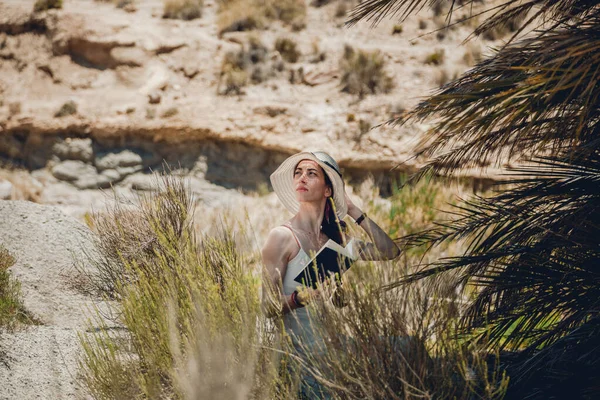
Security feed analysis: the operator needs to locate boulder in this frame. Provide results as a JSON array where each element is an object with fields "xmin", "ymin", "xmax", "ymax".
[
  {"xmin": 95, "ymin": 149, "xmax": 143, "ymax": 171},
  {"xmin": 51, "ymin": 159, "xmax": 95, "ymax": 181},
  {"xmin": 0, "ymin": 179, "xmax": 13, "ymax": 199},
  {"xmin": 52, "ymin": 138, "xmax": 94, "ymax": 162}
]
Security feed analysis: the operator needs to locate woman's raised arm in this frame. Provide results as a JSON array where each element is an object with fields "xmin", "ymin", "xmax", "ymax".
[{"xmin": 344, "ymin": 192, "xmax": 401, "ymax": 261}]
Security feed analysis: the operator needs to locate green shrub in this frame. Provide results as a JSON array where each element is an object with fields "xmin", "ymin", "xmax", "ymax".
[
  {"xmin": 0, "ymin": 245, "xmax": 32, "ymax": 329},
  {"xmin": 218, "ymin": 37, "xmax": 283, "ymax": 95},
  {"xmin": 392, "ymin": 24, "xmax": 403, "ymax": 35},
  {"xmin": 424, "ymin": 49, "xmax": 445, "ymax": 65},
  {"xmin": 218, "ymin": 0, "xmax": 306, "ymax": 34},
  {"xmin": 275, "ymin": 37, "xmax": 300, "ymax": 63},
  {"xmin": 33, "ymin": 0, "xmax": 63, "ymax": 12},
  {"xmin": 163, "ymin": 0, "xmax": 203, "ymax": 20},
  {"xmin": 54, "ymin": 101, "xmax": 77, "ymax": 118},
  {"xmin": 79, "ymin": 174, "xmax": 505, "ymax": 399},
  {"xmin": 340, "ymin": 45, "xmax": 394, "ymax": 97},
  {"xmin": 79, "ymin": 176, "xmax": 288, "ymax": 398}
]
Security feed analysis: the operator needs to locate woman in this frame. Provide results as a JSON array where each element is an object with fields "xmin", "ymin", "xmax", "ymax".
[{"xmin": 262, "ymin": 151, "xmax": 400, "ymax": 397}]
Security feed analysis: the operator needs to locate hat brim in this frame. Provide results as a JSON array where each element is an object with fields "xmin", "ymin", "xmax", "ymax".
[{"xmin": 270, "ymin": 152, "xmax": 347, "ymax": 218}]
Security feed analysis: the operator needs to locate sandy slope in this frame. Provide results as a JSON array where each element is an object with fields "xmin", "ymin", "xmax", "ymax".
[{"xmin": 0, "ymin": 201, "xmax": 108, "ymax": 399}]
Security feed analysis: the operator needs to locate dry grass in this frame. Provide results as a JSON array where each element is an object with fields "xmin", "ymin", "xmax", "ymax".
[
  {"xmin": 340, "ymin": 45, "xmax": 394, "ymax": 98},
  {"xmin": 217, "ymin": 0, "xmax": 306, "ymax": 35},
  {"xmin": 275, "ymin": 37, "xmax": 301, "ymax": 63},
  {"xmin": 33, "ymin": 0, "xmax": 62, "ymax": 12},
  {"xmin": 0, "ymin": 245, "xmax": 34, "ymax": 330},
  {"xmin": 54, "ymin": 100, "xmax": 77, "ymax": 118},
  {"xmin": 424, "ymin": 49, "xmax": 445, "ymax": 66},
  {"xmin": 163, "ymin": 0, "xmax": 203, "ymax": 20},
  {"xmin": 79, "ymin": 175, "xmax": 288, "ymax": 398},
  {"xmin": 80, "ymin": 174, "xmax": 506, "ymax": 399},
  {"xmin": 218, "ymin": 36, "xmax": 284, "ymax": 95}
]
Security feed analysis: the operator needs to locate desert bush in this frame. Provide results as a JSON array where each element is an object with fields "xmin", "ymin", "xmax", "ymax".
[
  {"xmin": 424, "ymin": 49, "xmax": 445, "ymax": 65},
  {"xmin": 33, "ymin": 0, "xmax": 63, "ymax": 12},
  {"xmin": 218, "ymin": 37, "xmax": 283, "ymax": 95},
  {"xmin": 274, "ymin": 37, "xmax": 300, "ymax": 63},
  {"xmin": 0, "ymin": 245, "xmax": 31, "ymax": 329},
  {"xmin": 392, "ymin": 24, "xmax": 403, "ymax": 34},
  {"xmin": 163, "ymin": 0, "xmax": 203, "ymax": 21},
  {"xmin": 54, "ymin": 100, "xmax": 77, "ymax": 118},
  {"xmin": 79, "ymin": 176, "xmax": 288, "ymax": 399},
  {"xmin": 340, "ymin": 45, "xmax": 394, "ymax": 98},
  {"xmin": 80, "ymin": 174, "xmax": 499, "ymax": 399},
  {"xmin": 8, "ymin": 102, "xmax": 21, "ymax": 118},
  {"xmin": 218, "ymin": 0, "xmax": 306, "ymax": 35},
  {"xmin": 289, "ymin": 269, "xmax": 509, "ymax": 399}
]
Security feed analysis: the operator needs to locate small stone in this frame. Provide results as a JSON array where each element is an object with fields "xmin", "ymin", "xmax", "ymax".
[
  {"xmin": 0, "ymin": 179, "xmax": 13, "ymax": 200},
  {"xmin": 148, "ymin": 91, "xmax": 161, "ymax": 104}
]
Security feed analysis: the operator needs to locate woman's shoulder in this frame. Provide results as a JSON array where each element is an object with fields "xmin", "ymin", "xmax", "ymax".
[{"xmin": 264, "ymin": 223, "xmax": 295, "ymax": 247}]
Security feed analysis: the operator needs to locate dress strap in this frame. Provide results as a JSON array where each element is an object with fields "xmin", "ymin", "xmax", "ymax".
[{"xmin": 281, "ymin": 222, "xmax": 302, "ymax": 249}]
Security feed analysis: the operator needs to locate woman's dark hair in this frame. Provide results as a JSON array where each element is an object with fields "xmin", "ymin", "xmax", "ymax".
[{"xmin": 321, "ymin": 173, "xmax": 347, "ymax": 246}]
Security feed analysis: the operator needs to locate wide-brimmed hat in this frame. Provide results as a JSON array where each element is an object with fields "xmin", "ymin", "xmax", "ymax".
[{"xmin": 270, "ymin": 151, "xmax": 347, "ymax": 218}]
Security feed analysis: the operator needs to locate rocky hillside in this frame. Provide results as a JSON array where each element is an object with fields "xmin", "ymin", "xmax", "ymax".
[{"xmin": 0, "ymin": 0, "xmax": 505, "ymax": 216}]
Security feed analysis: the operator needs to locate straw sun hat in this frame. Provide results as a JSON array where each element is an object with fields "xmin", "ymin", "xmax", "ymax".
[{"xmin": 270, "ymin": 151, "xmax": 347, "ymax": 218}]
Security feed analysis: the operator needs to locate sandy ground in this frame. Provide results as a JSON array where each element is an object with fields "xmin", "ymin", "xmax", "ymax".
[{"xmin": 0, "ymin": 201, "xmax": 111, "ymax": 399}]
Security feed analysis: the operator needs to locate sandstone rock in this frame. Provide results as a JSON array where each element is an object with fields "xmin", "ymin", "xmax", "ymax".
[
  {"xmin": 100, "ymin": 168, "xmax": 121, "ymax": 182},
  {"xmin": 124, "ymin": 173, "xmax": 158, "ymax": 191},
  {"xmin": 110, "ymin": 46, "xmax": 147, "ymax": 67},
  {"xmin": 52, "ymin": 138, "xmax": 94, "ymax": 162},
  {"xmin": 0, "ymin": 179, "xmax": 13, "ymax": 199},
  {"xmin": 51, "ymin": 160, "xmax": 95, "ymax": 181},
  {"xmin": 148, "ymin": 91, "xmax": 161, "ymax": 104},
  {"xmin": 74, "ymin": 173, "xmax": 112, "ymax": 190},
  {"xmin": 95, "ymin": 149, "xmax": 143, "ymax": 171}
]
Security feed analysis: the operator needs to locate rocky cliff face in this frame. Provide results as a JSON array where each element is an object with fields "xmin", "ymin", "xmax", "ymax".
[{"xmin": 0, "ymin": 0, "xmax": 498, "ymax": 215}]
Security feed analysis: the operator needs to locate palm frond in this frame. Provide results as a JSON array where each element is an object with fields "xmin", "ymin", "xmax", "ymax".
[
  {"xmin": 399, "ymin": 14, "xmax": 600, "ymax": 178},
  {"xmin": 398, "ymin": 151, "xmax": 600, "ymax": 356}
]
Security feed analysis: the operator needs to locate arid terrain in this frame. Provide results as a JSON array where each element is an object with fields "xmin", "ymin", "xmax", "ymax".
[
  {"xmin": 0, "ymin": 0, "xmax": 509, "ymax": 398},
  {"xmin": 0, "ymin": 0, "xmax": 502, "ymax": 217}
]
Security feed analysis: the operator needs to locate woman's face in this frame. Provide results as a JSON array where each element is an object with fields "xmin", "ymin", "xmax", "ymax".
[{"xmin": 293, "ymin": 160, "xmax": 332, "ymax": 203}]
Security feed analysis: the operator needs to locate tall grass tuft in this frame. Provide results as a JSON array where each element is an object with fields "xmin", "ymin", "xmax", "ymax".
[
  {"xmin": 0, "ymin": 245, "xmax": 32, "ymax": 329},
  {"xmin": 283, "ymin": 267, "xmax": 510, "ymax": 399},
  {"xmin": 79, "ymin": 175, "xmax": 288, "ymax": 399},
  {"xmin": 80, "ymin": 174, "xmax": 504, "ymax": 399}
]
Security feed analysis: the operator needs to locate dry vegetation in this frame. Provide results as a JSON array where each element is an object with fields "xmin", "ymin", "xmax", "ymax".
[
  {"xmin": 340, "ymin": 45, "xmax": 394, "ymax": 98},
  {"xmin": 217, "ymin": 0, "xmax": 306, "ymax": 35},
  {"xmin": 78, "ymin": 173, "xmax": 507, "ymax": 399},
  {"xmin": 218, "ymin": 36, "xmax": 285, "ymax": 95},
  {"xmin": 275, "ymin": 37, "xmax": 301, "ymax": 63},
  {"xmin": 0, "ymin": 246, "xmax": 31, "ymax": 330},
  {"xmin": 163, "ymin": 0, "xmax": 204, "ymax": 20},
  {"xmin": 33, "ymin": 0, "xmax": 63, "ymax": 12}
]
